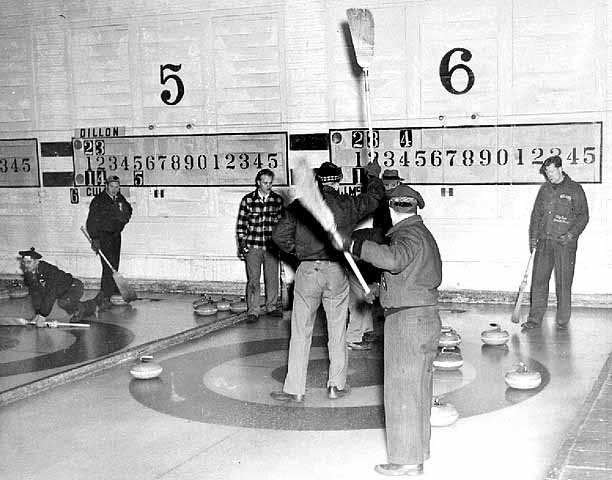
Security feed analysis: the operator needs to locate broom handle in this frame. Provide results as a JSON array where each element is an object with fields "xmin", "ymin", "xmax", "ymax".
[
  {"xmin": 364, "ymin": 68, "xmax": 375, "ymax": 165},
  {"xmin": 330, "ymin": 229, "xmax": 371, "ymax": 294},
  {"xmin": 80, "ymin": 226, "xmax": 117, "ymax": 273}
]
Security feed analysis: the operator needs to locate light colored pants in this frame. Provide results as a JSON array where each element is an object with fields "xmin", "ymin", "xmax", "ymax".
[
  {"xmin": 346, "ymin": 271, "xmax": 374, "ymax": 343},
  {"xmin": 384, "ymin": 306, "xmax": 441, "ymax": 465},
  {"xmin": 283, "ymin": 261, "xmax": 349, "ymax": 395},
  {"xmin": 245, "ymin": 247, "xmax": 279, "ymax": 316}
]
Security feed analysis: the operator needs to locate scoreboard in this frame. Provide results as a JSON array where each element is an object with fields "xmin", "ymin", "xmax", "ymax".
[
  {"xmin": 72, "ymin": 132, "xmax": 289, "ymax": 187},
  {"xmin": 329, "ymin": 122, "xmax": 602, "ymax": 185},
  {"xmin": 0, "ymin": 138, "xmax": 40, "ymax": 187}
]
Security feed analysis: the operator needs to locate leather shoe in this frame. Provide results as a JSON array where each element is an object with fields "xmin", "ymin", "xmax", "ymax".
[
  {"xmin": 327, "ymin": 385, "xmax": 350, "ymax": 399},
  {"xmin": 556, "ymin": 323, "xmax": 568, "ymax": 330},
  {"xmin": 266, "ymin": 309, "xmax": 283, "ymax": 318},
  {"xmin": 270, "ymin": 391, "xmax": 304, "ymax": 403},
  {"xmin": 374, "ymin": 463, "xmax": 423, "ymax": 476},
  {"xmin": 245, "ymin": 314, "xmax": 259, "ymax": 324},
  {"xmin": 347, "ymin": 341, "xmax": 372, "ymax": 351},
  {"xmin": 521, "ymin": 320, "xmax": 540, "ymax": 330}
]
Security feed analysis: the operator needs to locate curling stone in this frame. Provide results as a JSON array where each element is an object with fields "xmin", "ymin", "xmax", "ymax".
[
  {"xmin": 110, "ymin": 294, "xmax": 127, "ymax": 305},
  {"xmin": 504, "ymin": 362, "xmax": 542, "ymax": 390},
  {"xmin": 208, "ymin": 293, "xmax": 224, "ymax": 303},
  {"xmin": 430, "ymin": 397, "xmax": 459, "ymax": 427},
  {"xmin": 215, "ymin": 298, "xmax": 232, "ymax": 311},
  {"xmin": 192, "ymin": 295, "xmax": 211, "ymax": 308},
  {"xmin": 230, "ymin": 299, "xmax": 248, "ymax": 313},
  {"xmin": 130, "ymin": 356, "xmax": 163, "ymax": 379},
  {"xmin": 8, "ymin": 284, "xmax": 28, "ymax": 299},
  {"xmin": 194, "ymin": 302, "xmax": 218, "ymax": 316},
  {"xmin": 481, "ymin": 323, "xmax": 510, "ymax": 346},
  {"xmin": 438, "ymin": 325, "xmax": 461, "ymax": 347},
  {"xmin": 433, "ymin": 346, "xmax": 463, "ymax": 371}
]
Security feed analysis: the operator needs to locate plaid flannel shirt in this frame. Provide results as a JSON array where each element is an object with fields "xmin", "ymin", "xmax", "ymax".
[{"xmin": 236, "ymin": 189, "xmax": 284, "ymax": 249}]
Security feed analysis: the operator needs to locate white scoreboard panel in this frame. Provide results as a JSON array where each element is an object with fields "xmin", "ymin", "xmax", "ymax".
[
  {"xmin": 329, "ymin": 122, "xmax": 601, "ymax": 185},
  {"xmin": 0, "ymin": 139, "xmax": 40, "ymax": 187},
  {"xmin": 72, "ymin": 132, "xmax": 288, "ymax": 187}
]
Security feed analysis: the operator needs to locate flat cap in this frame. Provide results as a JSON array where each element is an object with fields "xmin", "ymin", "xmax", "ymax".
[{"xmin": 387, "ymin": 184, "xmax": 425, "ymax": 209}]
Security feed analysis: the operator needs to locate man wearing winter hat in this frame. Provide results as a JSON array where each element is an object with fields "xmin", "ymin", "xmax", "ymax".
[
  {"xmin": 19, "ymin": 247, "xmax": 97, "ymax": 326},
  {"xmin": 270, "ymin": 160, "xmax": 385, "ymax": 403},
  {"xmin": 346, "ymin": 184, "xmax": 442, "ymax": 476},
  {"xmin": 346, "ymin": 168, "xmax": 405, "ymax": 350}
]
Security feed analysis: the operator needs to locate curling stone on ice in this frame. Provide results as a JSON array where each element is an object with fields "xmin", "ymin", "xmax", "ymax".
[
  {"xmin": 130, "ymin": 355, "xmax": 163, "ymax": 379},
  {"xmin": 504, "ymin": 362, "xmax": 541, "ymax": 390},
  {"xmin": 194, "ymin": 302, "xmax": 218, "ymax": 316},
  {"xmin": 481, "ymin": 323, "xmax": 510, "ymax": 346},
  {"xmin": 110, "ymin": 294, "xmax": 127, "ymax": 305},
  {"xmin": 430, "ymin": 397, "xmax": 459, "ymax": 427},
  {"xmin": 230, "ymin": 298, "xmax": 248, "ymax": 313},
  {"xmin": 438, "ymin": 325, "xmax": 461, "ymax": 347},
  {"xmin": 8, "ymin": 281, "xmax": 28, "ymax": 299},
  {"xmin": 214, "ymin": 297, "xmax": 232, "ymax": 311},
  {"xmin": 433, "ymin": 346, "xmax": 464, "ymax": 371},
  {"xmin": 192, "ymin": 294, "xmax": 211, "ymax": 308}
]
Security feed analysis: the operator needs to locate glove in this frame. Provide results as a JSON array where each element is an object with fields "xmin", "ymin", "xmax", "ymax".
[
  {"xmin": 91, "ymin": 238, "xmax": 101, "ymax": 253},
  {"xmin": 33, "ymin": 314, "xmax": 46, "ymax": 328},
  {"xmin": 363, "ymin": 283, "xmax": 380, "ymax": 304},
  {"xmin": 557, "ymin": 232, "xmax": 574, "ymax": 245},
  {"xmin": 238, "ymin": 239, "xmax": 249, "ymax": 257},
  {"xmin": 364, "ymin": 160, "xmax": 381, "ymax": 178},
  {"xmin": 331, "ymin": 232, "xmax": 352, "ymax": 252},
  {"xmin": 351, "ymin": 236, "xmax": 366, "ymax": 257},
  {"xmin": 529, "ymin": 238, "xmax": 538, "ymax": 253}
]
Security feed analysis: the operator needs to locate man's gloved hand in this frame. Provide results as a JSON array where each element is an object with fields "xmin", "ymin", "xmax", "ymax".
[
  {"xmin": 33, "ymin": 314, "xmax": 46, "ymax": 328},
  {"xmin": 91, "ymin": 238, "xmax": 101, "ymax": 253},
  {"xmin": 238, "ymin": 239, "xmax": 249, "ymax": 257},
  {"xmin": 557, "ymin": 232, "xmax": 574, "ymax": 245},
  {"xmin": 363, "ymin": 283, "xmax": 380, "ymax": 304},
  {"xmin": 529, "ymin": 238, "xmax": 538, "ymax": 253},
  {"xmin": 331, "ymin": 232, "xmax": 352, "ymax": 252},
  {"xmin": 364, "ymin": 160, "xmax": 381, "ymax": 178}
]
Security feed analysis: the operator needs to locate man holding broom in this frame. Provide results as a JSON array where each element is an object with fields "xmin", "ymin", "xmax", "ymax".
[
  {"xmin": 269, "ymin": 160, "xmax": 384, "ymax": 403},
  {"xmin": 344, "ymin": 184, "xmax": 442, "ymax": 476},
  {"xmin": 86, "ymin": 175, "xmax": 132, "ymax": 310},
  {"xmin": 19, "ymin": 247, "xmax": 97, "ymax": 325}
]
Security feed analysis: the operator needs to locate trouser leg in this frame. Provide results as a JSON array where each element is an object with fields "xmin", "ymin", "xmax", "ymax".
[
  {"xmin": 99, "ymin": 233, "xmax": 121, "ymax": 299},
  {"xmin": 245, "ymin": 248, "xmax": 264, "ymax": 316},
  {"xmin": 554, "ymin": 242, "xmax": 577, "ymax": 325},
  {"xmin": 528, "ymin": 239, "xmax": 554, "ymax": 324},
  {"xmin": 321, "ymin": 263, "xmax": 349, "ymax": 389},
  {"xmin": 346, "ymin": 272, "xmax": 372, "ymax": 343},
  {"xmin": 384, "ymin": 307, "xmax": 440, "ymax": 466},
  {"xmin": 57, "ymin": 279, "xmax": 85, "ymax": 314},
  {"xmin": 283, "ymin": 263, "xmax": 322, "ymax": 396},
  {"xmin": 262, "ymin": 249, "xmax": 279, "ymax": 312}
]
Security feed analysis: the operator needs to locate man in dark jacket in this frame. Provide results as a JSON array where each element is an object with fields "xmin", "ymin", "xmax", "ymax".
[
  {"xmin": 347, "ymin": 184, "xmax": 442, "ymax": 477},
  {"xmin": 19, "ymin": 247, "xmax": 97, "ymax": 325},
  {"xmin": 269, "ymin": 160, "xmax": 384, "ymax": 403},
  {"xmin": 86, "ymin": 175, "xmax": 132, "ymax": 310},
  {"xmin": 522, "ymin": 155, "xmax": 589, "ymax": 330}
]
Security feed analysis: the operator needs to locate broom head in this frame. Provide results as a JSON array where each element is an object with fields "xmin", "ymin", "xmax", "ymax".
[{"xmin": 346, "ymin": 8, "xmax": 375, "ymax": 70}]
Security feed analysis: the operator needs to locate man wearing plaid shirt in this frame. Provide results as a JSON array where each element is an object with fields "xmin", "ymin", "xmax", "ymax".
[{"xmin": 236, "ymin": 168, "xmax": 285, "ymax": 323}]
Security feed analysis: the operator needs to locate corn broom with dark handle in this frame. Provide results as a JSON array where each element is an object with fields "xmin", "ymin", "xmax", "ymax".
[{"xmin": 80, "ymin": 226, "xmax": 137, "ymax": 303}]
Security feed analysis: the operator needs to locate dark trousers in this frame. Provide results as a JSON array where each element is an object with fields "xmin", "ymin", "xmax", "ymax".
[
  {"xmin": 528, "ymin": 238, "xmax": 577, "ymax": 326},
  {"xmin": 99, "ymin": 232, "xmax": 122, "ymax": 299},
  {"xmin": 245, "ymin": 247, "xmax": 279, "ymax": 316},
  {"xmin": 383, "ymin": 306, "xmax": 441, "ymax": 465},
  {"xmin": 56, "ymin": 279, "xmax": 84, "ymax": 314}
]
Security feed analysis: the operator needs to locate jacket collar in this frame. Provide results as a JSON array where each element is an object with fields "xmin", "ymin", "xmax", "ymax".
[{"xmin": 386, "ymin": 214, "xmax": 423, "ymax": 236}]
